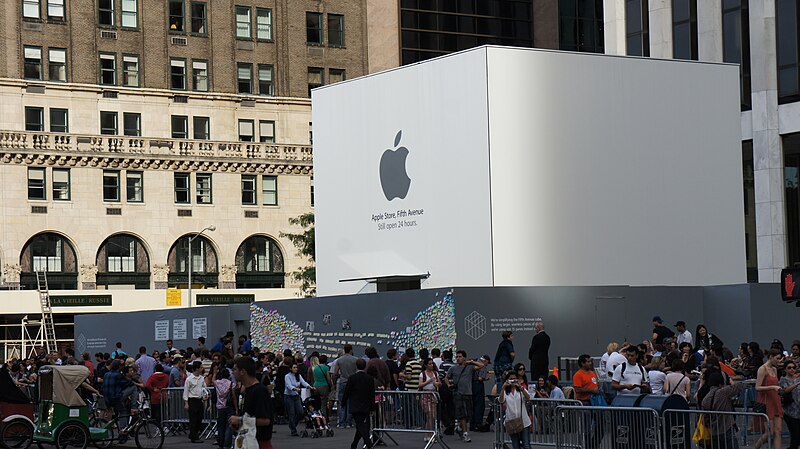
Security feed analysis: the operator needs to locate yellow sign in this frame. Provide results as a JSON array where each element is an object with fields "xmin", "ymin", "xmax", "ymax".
[{"xmin": 166, "ymin": 288, "xmax": 182, "ymax": 306}]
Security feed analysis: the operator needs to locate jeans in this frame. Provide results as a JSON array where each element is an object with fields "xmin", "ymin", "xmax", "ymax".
[
  {"xmin": 216, "ymin": 406, "xmax": 233, "ymax": 449},
  {"xmin": 337, "ymin": 380, "xmax": 352, "ymax": 427},
  {"xmin": 508, "ymin": 428, "xmax": 531, "ymax": 449},
  {"xmin": 787, "ymin": 415, "xmax": 800, "ymax": 449},
  {"xmin": 284, "ymin": 395, "xmax": 303, "ymax": 435}
]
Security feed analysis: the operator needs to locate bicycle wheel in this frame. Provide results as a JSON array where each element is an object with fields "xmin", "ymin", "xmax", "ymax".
[
  {"xmin": 88, "ymin": 419, "xmax": 116, "ymax": 449},
  {"xmin": 134, "ymin": 421, "xmax": 163, "ymax": 449},
  {"xmin": 1, "ymin": 418, "xmax": 33, "ymax": 449}
]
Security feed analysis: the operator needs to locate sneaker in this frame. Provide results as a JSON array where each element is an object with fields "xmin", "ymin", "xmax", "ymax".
[{"xmin": 462, "ymin": 432, "xmax": 471, "ymax": 443}]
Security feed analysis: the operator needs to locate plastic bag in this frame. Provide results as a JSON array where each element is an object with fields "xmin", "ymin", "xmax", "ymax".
[
  {"xmin": 692, "ymin": 415, "xmax": 711, "ymax": 443},
  {"xmin": 234, "ymin": 413, "xmax": 258, "ymax": 449}
]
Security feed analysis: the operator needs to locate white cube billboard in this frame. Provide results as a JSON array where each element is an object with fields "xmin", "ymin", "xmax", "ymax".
[{"xmin": 312, "ymin": 46, "xmax": 745, "ymax": 296}]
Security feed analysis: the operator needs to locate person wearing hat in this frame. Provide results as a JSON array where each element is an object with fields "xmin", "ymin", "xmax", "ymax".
[
  {"xmin": 651, "ymin": 316, "xmax": 675, "ymax": 346},
  {"xmin": 470, "ymin": 355, "xmax": 491, "ymax": 432},
  {"xmin": 674, "ymin": 321, "xmax": 693, "ymax": 347}
]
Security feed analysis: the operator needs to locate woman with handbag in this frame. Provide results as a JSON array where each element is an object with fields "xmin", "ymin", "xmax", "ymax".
[
  {"xmin": 499, "ymin": 371, "xmax": 531, "ymax": 449},
  {"xmin": 753, "ymin": 349, "xmax": 784, "ymax": 449},
  {"xmin": 780, "ymin": 361, "xmax": 800, "ymax": 449}
]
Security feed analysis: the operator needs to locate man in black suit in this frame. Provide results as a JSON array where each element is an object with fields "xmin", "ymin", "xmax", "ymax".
[
  {"xmin": 528, "ymin": 321, "xmax": 551, "ymax": 381},
  {"xmin": 342, "ymin": 358, "xmax": 375, "ymax": 449}
]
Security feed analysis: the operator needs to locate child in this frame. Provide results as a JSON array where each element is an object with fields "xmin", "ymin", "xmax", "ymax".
[{"xmin": 308, "ymin": 402, "xmax": 329, "ymax": 430}]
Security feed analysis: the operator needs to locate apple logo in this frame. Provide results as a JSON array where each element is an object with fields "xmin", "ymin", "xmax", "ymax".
[{"xmin": 379, "ymin": 130, "xmax": 411, "ymax": 201}]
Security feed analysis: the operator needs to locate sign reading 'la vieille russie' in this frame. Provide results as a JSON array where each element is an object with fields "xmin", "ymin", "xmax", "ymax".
[
  {"xmin": 196, "ymin": 294, "xmax": 254, "ymax": 305},
  {"xmin": 51, "ymin": 295, "xmax": 113, "ymax": 307}
]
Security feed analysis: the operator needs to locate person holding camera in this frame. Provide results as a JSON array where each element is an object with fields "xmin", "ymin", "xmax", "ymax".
[
  {"xmin": 499, "ymin": 371, "xmax": 531, "ymax": 449},
  {"xmin": 445, "ymin": 350, "xmax": 485, "ymax": 442}
]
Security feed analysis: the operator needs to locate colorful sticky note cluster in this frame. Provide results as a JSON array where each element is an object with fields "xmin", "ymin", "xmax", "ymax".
[
  {"xmin": 250, "ymin": 303, "xmax": 305, "ymax": 354},
  {"xmin": 391, "ymin": 290, "xmax": 456, "ymax": 350}
]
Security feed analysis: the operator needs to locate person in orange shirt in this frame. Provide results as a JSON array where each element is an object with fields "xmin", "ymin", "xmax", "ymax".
[{"xmin": 573, "ymin": 354, "xmax": 604, "ymax": 449}]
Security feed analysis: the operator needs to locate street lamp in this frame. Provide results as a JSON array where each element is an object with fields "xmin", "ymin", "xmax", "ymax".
[{"xmin": 188, "ymin": 225, "xmax": 215, "ymax": 307}]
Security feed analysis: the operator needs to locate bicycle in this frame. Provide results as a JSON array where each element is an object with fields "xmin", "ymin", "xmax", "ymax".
[{"xmin": 88, "ymin": 392, "xmax": 164, "ymax": 449}]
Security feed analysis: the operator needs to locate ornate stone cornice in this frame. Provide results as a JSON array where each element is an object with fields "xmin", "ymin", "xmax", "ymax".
[{"xmin": 0, "ymin": 131, "xmax": 313, "ymax": 175}]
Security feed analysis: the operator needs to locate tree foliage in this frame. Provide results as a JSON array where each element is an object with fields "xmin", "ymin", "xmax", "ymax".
[{"xmin": 281, "ymin": 212, "xmax": 315, "ymax": 296}]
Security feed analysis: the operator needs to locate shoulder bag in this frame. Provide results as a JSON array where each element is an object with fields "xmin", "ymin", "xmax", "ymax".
[{"xmin": 504, "ymin": 392, "xmax": 525, "ymax": 435}]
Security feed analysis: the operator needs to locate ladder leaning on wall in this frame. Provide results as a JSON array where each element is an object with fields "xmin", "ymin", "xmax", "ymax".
[{"xmin": 34, "ymin": 271, "xmax": 57, "ymax": 356}]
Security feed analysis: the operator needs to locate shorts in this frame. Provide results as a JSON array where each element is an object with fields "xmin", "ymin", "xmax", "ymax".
[{"xmin": 453, "ymin": 392, "xmax": 473, "ymax": 420}]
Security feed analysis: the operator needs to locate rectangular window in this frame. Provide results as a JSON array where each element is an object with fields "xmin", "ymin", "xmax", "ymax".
[
  {"xmin": 174, "ymin": 173, "xmax": 190, "ymax": 204},
  {"xmin": 236, "ymin": 6, "xmax": 251, "ymax": 38},
  {"xmin": 625, "ymin": 0, "xmax": 649, "ymax": 56},
  {"xmin": 258, "ymin": 64, "xmax": 273, "ymax": 95},
  {"xmin": 122, "ymin": 55, "xmax": 139, "ymax": 87},
  {"xmin": 121, "ymin": 0, "xmax": 137, "ymax": 27},
  {"xmin": 329, "ymin": 68, "xmax": 345, "ymax": 84},
  {"xmin": 672, "ymin": 0, "xmax": 697, "ymax": 60},
  {"xmin": 262, "ymin": 176, "xmax": 277, "ymax": 206},
  {"xmin": 52, "ymin": 168, "xmax": 70, "ymax": 201},
  {"xmin": 193, "ymin": 116, "xmax": 210, "ymax": 140},
  {"xmin": 196, "ymin": 173, "xmax": 212, "ymax": 204},
  {"xmin": 237, "ymin": 63, "xmax": 252, "ymax": 94},
  {"xmin": 241, "ymin": 175, "xmax": 256, "ymax": 205},
  {"xmin": 307, "ymin": 67, "xmax": 323, "ymax": 97},
  {"xmin": 169, "ymin": 0, "xmax": 184, "ymax": 31},
  {"xmin": 99, "ymin": 53, "xmax": 116, "ymax": 85},
  {"xmin": 256, "ymin": 8, "xmax": 272, "ymax": 40},
  {"xmin": 171, "ymin": 115, "xmax": 189, "ymax": 139},
  {"xmin": 328, "ymin": 14, "xmax": 345, "ymax": 47},
  {"xmin": 238, "ymin": 119, "xmax": 254, "ymax": 142},
  {"xmin": 558, "ymin": 0, "xmax": 605, "ymax": 53},
  {"xmin": 23, "ymin": 47, "xmax": 42, "ymax": 80},
  {"xmin": 25, "ymin": 107, "xmax": 44, "ymax": 131},
  {"xmin": 190, "ymin": 2, "xmax": 207, "ymax": 34},
  {"xmin": 100, "ymin": 111, "xmax": 118, "ymax": 135},
  {"xmin": 126, "ymin": 171, "xmax": 143, "ymax": 202},
  {"xmin": 723, "ymin": 0, "xmax": 751, "ymax": 110},
  {"xmin": 98, "ymin": 0, "xmax": 114, "ymax": 26},
  {"xmin": 48, "ymin": 48, "xmax": 66, "ymax": 82},
  {"xmin": 259, "ymin": 120, "xmax": 275, "ymax": 143},
  {"xmin": 107, "ymin": 237, "xmax": 135, "ymax": 272},
  {"xmin": 123, "ymin": 112, "xmax": 140, "ymax": 136},
  {"xmin": 103, "ymin": 170, "xmax": 121, "ymax": 202},
  {"xmin": 307, "ymin": 12, "xmax": 323, "ymax": 44},
  {"xmin": 47, "ymin": 0, "xmax": 64, "ymax": 19},
  {"xmin": 49, "ymin": 108, "xmax": 68, "ymax": 133},
  {"xmin": 23, "ymin": 0, "xmax": 40, "ymax": 18},
  {"xmin": 170, "ymin": 59, "xmax": 186, "ymax": 90},
  {"xmin": 777, "ymin": 0, "xmax": 798, "ymax": 102},
  {"xmin": 28, "ymin": 168, "xmax": 46, "ymax": 200},
  {"xmin": 192, "ymin": 60, "xmax": 208, "ymax": 91}
]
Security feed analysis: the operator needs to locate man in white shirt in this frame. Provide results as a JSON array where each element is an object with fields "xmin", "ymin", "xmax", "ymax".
[
  {"xmin": 606, "ymin": 346, "xmax": 628, "ymax": 377},
  {"xmin": 611, "ymin": 346, "xmax": 650, "ymax": 395},
  {"xmin": 674, "ymin": 321, "xmax": 693, "ymax": 347},
  {"xmin": 183, "ymin": 361, "xmax": 206, "ymax": 443}
]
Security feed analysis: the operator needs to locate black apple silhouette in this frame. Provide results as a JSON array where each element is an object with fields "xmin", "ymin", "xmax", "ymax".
[{"xmin": 380, "ymin": 130, "xmax": 411, "ymax": 201}]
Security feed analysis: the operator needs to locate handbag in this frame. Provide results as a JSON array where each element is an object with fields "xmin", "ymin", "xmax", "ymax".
[
  {"xmin": 590, "ymin": 393, "xmax": 607, "ymax": 407},
  {"xmin": 504, "ymin": 392, "xmax": 525, "ymax": 435},
  {"xmin": 783, "ymin": 391, "xmax": 794, "ymax": 407},
  {"xmin": 752, "ymin": 401, "xmax": 767, "ymax": 413},
  {"xmin": 692, "ymin": 415, "xmax": 711, "ymax": 443}
]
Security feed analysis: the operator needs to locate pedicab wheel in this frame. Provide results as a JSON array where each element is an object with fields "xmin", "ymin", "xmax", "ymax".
[
  {"xmin": 300, "ymin": 431, "xmax": 308, "ymax": 438},
  {"xmin": 326, "ymin": 429, "xmax": 334, "ymax": 437},
  {"xmin": 133, "ymin": 421, "xmax": 163, "ymax": 449},
  {"xmin": 1, "ymin": 418, "xmax": 34, "ymax": 449},
  {"xmin": 88, "ymin": 419, "xmax": 115, "ymax": 449},
  {"xmin": 55, "ymin": 424, "xmax": 89, "ymax": 449}
]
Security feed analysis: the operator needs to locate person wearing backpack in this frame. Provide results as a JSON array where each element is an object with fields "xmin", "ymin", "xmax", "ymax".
[{"xmin": 612, "ymin": 346, "xmax": 650, "ymax": 395}]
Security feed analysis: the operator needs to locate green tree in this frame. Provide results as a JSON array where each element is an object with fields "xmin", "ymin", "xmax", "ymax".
[{"xmin": 281, "ymin": 212, "xmax": 315, "ymax": 296}]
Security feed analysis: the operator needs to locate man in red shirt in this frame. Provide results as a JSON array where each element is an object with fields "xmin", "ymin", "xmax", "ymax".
[
  {"xmin": 145, "ymin": 364, "xmax": 171, "ymax": 423},
  {"xmin": 573, "ymin": 354, "xmax": 604, "ymax": 449},
  {"xmin": 82, "ymin": 352, "xmax": 95, "ymax": 376}
]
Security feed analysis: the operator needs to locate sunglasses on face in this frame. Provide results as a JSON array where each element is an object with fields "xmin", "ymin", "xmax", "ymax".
[{"xmin": 788, "ymin": 366, "xmax": 796, "ymax": 370}]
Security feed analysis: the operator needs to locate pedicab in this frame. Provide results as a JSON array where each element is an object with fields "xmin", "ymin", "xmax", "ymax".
[
  {"xmin": 0, "ymin": 364, "xmax": 35, "ymax": 449},
  {"xmin": 31, "ymin": 365, "xmax": 108, "ymax": 449}
]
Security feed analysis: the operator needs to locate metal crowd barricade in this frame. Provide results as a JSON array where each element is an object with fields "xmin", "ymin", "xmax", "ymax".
[
  {"xmin": 160, "ymin": 387, "xmax": 218, "ymax": 440},
  {"xmin": 371, "ymin": 390, "xmax": 450, "ymax": 449},
  {"xmin": 555, "ymin": 405, "xmax": 662, "ymax": 449},
  {"xmin": 662, "ymin": 409, "xmax": 771, "ymax": 449},
  {"xmin": 492, "ymin": 397, "xmax": 581, "ymax": 449}
]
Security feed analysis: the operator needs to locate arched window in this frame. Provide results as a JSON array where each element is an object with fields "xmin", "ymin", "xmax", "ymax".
[
  {"xmin": 96, "ymin": 234, "xmax": 151, "ymax": 289},
  {"xmin": 167, "ymin": 235, "xmax": 218, "ymax": 288},
  {"xmin": 19, "ymin": 232, "xmax": 78, "ymax": 290},
  {"xmin": 235, "ymin": 235, "xmax": 284, "ymax": 288}
]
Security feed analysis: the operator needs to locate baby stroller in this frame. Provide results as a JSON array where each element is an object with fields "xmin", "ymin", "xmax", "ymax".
[{"xmin": 300, "ymin": 396, "xmax": 334, "ymax": 438}]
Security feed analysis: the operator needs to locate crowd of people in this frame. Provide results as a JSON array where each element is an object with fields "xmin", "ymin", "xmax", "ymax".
[{"xmin": 5, "ymin": 318, "xmax": 800, "ymax": 449}]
